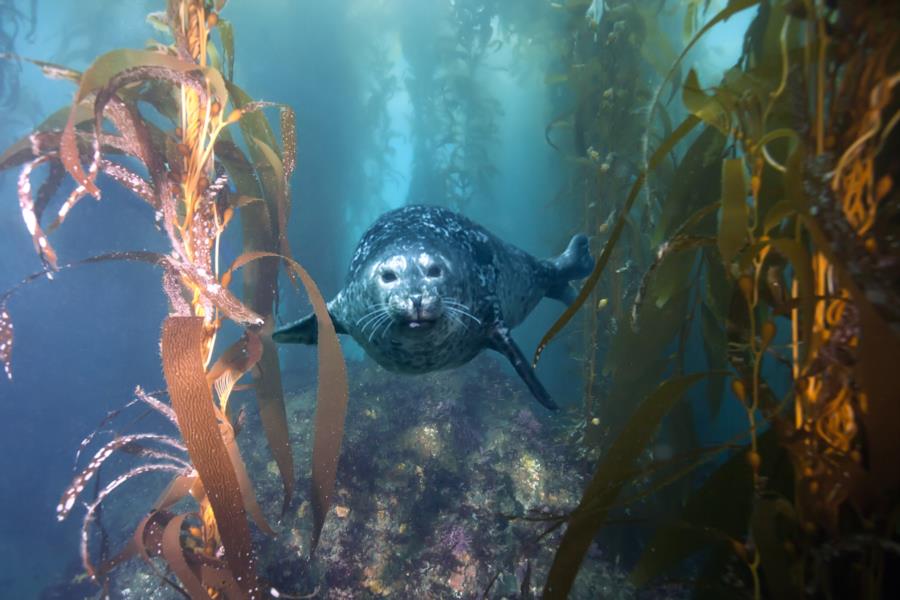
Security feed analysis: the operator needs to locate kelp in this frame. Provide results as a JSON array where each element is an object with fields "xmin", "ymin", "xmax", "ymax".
[
  {"xmin": 541, "ymin": 0, "xmax": 900, "ymax": 598},
  {"xmin": 1, "ymin": 1, "xmax": 348, "ymax": 597}
]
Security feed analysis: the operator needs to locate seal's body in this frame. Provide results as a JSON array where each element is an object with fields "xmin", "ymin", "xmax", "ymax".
[{"xmin": 273, "ymin": 205, "xmax": 593, "ymax": 410}]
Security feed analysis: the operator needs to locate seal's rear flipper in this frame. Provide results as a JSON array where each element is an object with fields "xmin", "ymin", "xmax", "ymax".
[
  {"xmin": 273, "ymin": 311, "xmax": 347, "ymax": 345},
  {"xmin": 545, "ymin": 234, "xmax": 594, "ymax": 306},
  {"xmin": 488, "ymin": 326, "xmax": 559, "ymax": 411}
]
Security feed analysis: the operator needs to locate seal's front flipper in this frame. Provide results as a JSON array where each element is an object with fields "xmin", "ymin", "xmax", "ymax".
[
  {"xmin": 488, "ymin": 326, "xmax": 559, "ymax": 411},
  {"xmin": 273, "ymin": 309, "xmax": 347, "ymax": 345}
]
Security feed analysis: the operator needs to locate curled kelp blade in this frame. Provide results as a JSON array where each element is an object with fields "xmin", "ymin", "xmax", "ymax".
[
  {"xmin": 207, "ymin": 329, "xmax": 263, "ymax": 412},
  {"xmin": 161, "ymin": 316, "xmax": 261, "ymax": 598},
  {"xmin": 58, "ymin": 433, "xmax": 187, "ymax": 521},
  {"xmin": 222, "ymin": 250, "xmax": 348, "ymax": 551},
  {"xmin": 59, "ymin": 48, "xmax": 228, "ymax": 199}
]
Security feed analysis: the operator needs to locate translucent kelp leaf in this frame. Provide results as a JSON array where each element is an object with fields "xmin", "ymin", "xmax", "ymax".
[
  {"xmin": 632, "ymin": 235, "xmax": 714, "ymax": 328},
  {"xmin": 0, "ymin": 52, "xmax": 81, "ymax": 81},
  {"xmin": 543, "ymin": 373, "xmax": 708, "ymax": 599},
  {"xmin": 160, "ymin": 316, "xmax": 261, "ymax": 598},
  {"xmin": 533, "ymin": 115, "xmax": 701, "ymax": 367},
  {"xmin": 683, "ymin": 68, "xmax": 733, "ymax": 134},
  {"xmin": 717, "ymin": 158, "xmax": 749, "ymax": 264},
  {"xmin": 218, "ymin": 19, "xmax": 235, "ymax": 81}
]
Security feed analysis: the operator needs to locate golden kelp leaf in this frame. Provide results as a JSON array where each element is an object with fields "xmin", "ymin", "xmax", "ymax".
[
  {"xmin": 717, "ymin": 158, "xmax": 749, "ymax": 264},
  {"xmin": 543, "ymin": 373, "xmax": 708, "ymax": 599},
  {"xmin": 160, "ymin": 316, "xmax": 261, "ymax": 598},
  {"xmin": 646, "ymin": 0, "xmax": 761, "ymax": 135},
  {"xmin": 533, "ymin": 115, "xmax": 701, "ymax": 367}
]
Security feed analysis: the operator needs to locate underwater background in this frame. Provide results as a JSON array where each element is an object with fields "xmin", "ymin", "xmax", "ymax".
[{"xmin": 1, "ymin": 1, "xmax": 898, "ymax": 599}]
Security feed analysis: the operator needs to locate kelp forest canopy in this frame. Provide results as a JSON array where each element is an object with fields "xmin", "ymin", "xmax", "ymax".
[{"xmin": 0, "ymin": 0, "xmax": 899, "ymax": 599}]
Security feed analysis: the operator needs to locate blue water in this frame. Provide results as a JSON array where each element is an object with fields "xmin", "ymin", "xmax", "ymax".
[{"xmin": 0, "ymin": 1, "xmax": 757, "ymax": 597}]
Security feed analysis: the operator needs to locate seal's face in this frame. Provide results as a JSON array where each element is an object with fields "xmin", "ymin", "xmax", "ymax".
[{"xmin": 370, "ymin": 250, "xmax": 448, "ymax": 332}]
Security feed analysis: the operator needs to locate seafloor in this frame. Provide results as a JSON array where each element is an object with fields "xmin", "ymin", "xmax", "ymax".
[{"xmin": 40, "ymin": 357, "xmax": 685, "ymax": 599}]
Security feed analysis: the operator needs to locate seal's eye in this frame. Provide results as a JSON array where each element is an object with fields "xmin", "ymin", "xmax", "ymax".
[
  {"xmin": 381, "ymin": 270, "xmax": 398, "ymax": 283},
  {"xmin": 426, "ymin": 265, "xmax": 442, "ymax": 278}
]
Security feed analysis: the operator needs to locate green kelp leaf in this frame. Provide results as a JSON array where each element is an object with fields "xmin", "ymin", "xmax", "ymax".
[
  {"xmin": 632, "ymin": 430, "xmax": 791, "ymax": 588},
  {"xmin": 700, "ymin": 301, "xmax": 729, "ymax": 417},
  {"xmin": 542, "ymin": 373, "xmax": 709, "ymax": 599},
  {"xmin": 652, "ymin": 126, "xmax": 727, "ymax": 246},
  {"xmin": 533, "ymin": 115, "xmax": 701, "ymax": 367},
  {"xmin": 647, "ymin": 0, "xmax": 761, "ymax": 133},
  {"xmin": 717, "ymin": 158, "xmax": 749, "ymax": 265},
  {"xmin": 218, "ymin": 19, "xmax": 235, "ymax": 81},
  {"xmin": 683, "ymin": 68, "xmax": 732, "ymax": 134},
  {"xmin": 146, "ymin": 11, "xmax": 171, "ymax": 35},
  {"xmin": 768, "ymin": 238, "xmax": 814, "ymax": 364},
  {"xmin": 632, "ymin": 235, "xmax": 713, "ymax": 328},
  {"xmin": 752, "ymin": 496, "xmax": 803, "ymax": 599}
]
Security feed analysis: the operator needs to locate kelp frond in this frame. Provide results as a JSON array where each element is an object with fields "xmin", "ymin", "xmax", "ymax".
[{"xmin": 1, "ymin": 1, "xmax": 348, "ymax": 597}]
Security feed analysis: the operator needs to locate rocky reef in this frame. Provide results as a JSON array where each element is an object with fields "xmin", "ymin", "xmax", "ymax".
[{"xmin": 43, "ymin": 356, "xmax": 684, "ymax": 599}]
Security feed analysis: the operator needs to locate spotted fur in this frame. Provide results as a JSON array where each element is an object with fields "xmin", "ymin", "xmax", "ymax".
[{"xmin": 274, "ymin": 205, "xmax": 593, "ymax": 409}]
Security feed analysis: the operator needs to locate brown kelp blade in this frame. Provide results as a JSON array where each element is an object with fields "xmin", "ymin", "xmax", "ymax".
[
  {"xmin": 161, "ymin": 316, "xmax": 261, "ymax": 598},
  {"xmin": 162, "ymin": 513, "xmax": 214, "ymax": 600},
  {"xmin": 0, "ymin": 302, "xmax": 12, "ymax": 380},
  {"xmin": 224, "ymin": 250, "xmax": 348, "ymax": 551},
  {"xmin": 214, "ymin": 404, "xmax": 276, "ymax": 536}
]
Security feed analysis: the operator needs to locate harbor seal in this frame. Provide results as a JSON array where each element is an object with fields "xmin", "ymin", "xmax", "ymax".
[{"xmin": 273, "ymin": 205, "xmax": 594, "ymax": 410}]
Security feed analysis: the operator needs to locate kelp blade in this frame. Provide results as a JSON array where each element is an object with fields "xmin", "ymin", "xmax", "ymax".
[
  {"xmin": 160, "ymin": 317, "xmax": 259, "ymax": 599},
  {"xmin": 533, "ymin": 115, "xmax": 701, "ymax": 367},
  {"xmin": 542, "ymin": 373, "xmax": 708, "ymax": 598}
]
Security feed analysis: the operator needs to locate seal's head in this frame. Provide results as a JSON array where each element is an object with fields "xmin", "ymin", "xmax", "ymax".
[{"xmin": 366, "ymin": 247, "xmax": 449, "ymax": 331}]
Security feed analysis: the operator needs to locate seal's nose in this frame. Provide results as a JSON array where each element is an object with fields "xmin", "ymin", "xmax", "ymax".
[{"xmin": 411, "ymin": 294, "xmax": 423, "ymax": 316}]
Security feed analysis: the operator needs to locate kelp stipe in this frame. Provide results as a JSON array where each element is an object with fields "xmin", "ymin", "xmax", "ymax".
[{"xmin": 0, "ymin": 1, "xmax": 348, "ymax": 597}]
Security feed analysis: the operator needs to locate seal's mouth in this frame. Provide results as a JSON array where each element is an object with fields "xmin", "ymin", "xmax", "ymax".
[{"xmin": 405, "ymin": 318, "xmax": 437, "ymax": 330}]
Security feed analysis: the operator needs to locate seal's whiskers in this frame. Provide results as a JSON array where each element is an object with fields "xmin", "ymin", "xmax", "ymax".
[{"xmin": 442, "ymin": 300, "xmax": 481, "ymax": 326}]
